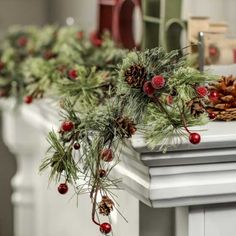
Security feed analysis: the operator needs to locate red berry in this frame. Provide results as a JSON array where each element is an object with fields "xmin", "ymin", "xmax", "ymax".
[
  {"xmin": 76, "ymin": 31, "xmax": 84, "ymax": 40},
  {"xmin": 73, "ymin": 142, "xmax": 80, "ymax": 150},
  {"xmin": 0, "ymin": 61, "xmax": 4, "ymax": 71},
  {"xmin": 68, "ymin": 69, "xmax": 78, "ymax": 80},
  {"xmin": 99, "ymin": 169, "xmax": 107, "ymax": 178},
  {"xmin": 90, "ymin": 32, "xmax": 102, "ymax": 47},
  {"xmin": 0, "ymin": 90, "xmax": 7, "ymax": 97},
  {"xmin": 143, "ymin": 81, "xmax": 155, "ymax": 97},
  {"xmin": 166, "ymin": 95, "xmax": 174, "ymax": 105},
  {"xmin": 61, "ymin": 120, "xmax": 74, "ymax": 132},
  {"xmin": 209, "ymin": 46, "xmax": 218, "ymax": 57},
  {"xmin": 151, "ymin": 75, "xmax": 165, "ymax": 89},
  {"xmin": 209, "ymin": 112, "xmax": 217, "ymax": 120},
  {"xmin": 101, "ymin": 148, "xmax": 113, "ymax": 162},
  {"xmin": 189, "ymin": 132, "xmax": 201, "ymax": 145},
  {"xmin": 58, "ymin": 183, "xmax": 68, "ymax": 194},
  {"xmin": 24, "ymin": 95, "xmax": 33, "ymax": 104},
  {"xmin": 209, "ymin": 90, "xmax": 219, "ymax": 102},
  {"xmin": 43, "ymin": 50, "xmax": 56, "ymax": 60},
  {"xmin": 17, "ymin": 36, "xmax": 28, "ymax": 47},
  {"xmin": 196, "ymin": 86, "xmax": 208, "ymax": 97},
  {"xmin": 100, "ymin": 223, "xmax": 112, "ymax": 234}
]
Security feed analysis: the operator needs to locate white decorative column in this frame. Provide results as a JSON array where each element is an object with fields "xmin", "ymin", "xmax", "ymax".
[{"xmin": 1, "ymin": 105, "xmax": 44, "ymax": 236}]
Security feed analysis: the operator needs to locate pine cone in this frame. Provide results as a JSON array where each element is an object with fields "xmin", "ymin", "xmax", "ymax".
[
  {"xmin": 124, "ymin": 64, "xmax": 147, "ymax": 88},
  {"xmin": 187, "ymin": 98, "xmax": 205, "ymax": 117},
  {"xmin": 98, "ymin": 196, "xmax": 114, "ymax": 216},
  {"xmin": 208, "ymin": 75, "xmax": 236, "ymax": 121},
  {"xmin": 115, "ymin": 116, "xmax": 137, "ymax": 138}
]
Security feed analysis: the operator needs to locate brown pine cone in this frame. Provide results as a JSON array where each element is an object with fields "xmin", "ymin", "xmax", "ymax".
[
  {"xmin": 187, "ymin": 99, "xmax": 205, "ymax": 117},
  {"xmin": 98, "ymin": 196, "xmax": 114, "ymax": 216},
  {"xmin": 207, "ymin": 75, "xmax": 236, "ymax": 121},
  {"xmin": 115, "ymin": 116, "xmax": 137, "ymax": 138},
  {"xmin": 124, "ymin": 64, "xmax": 147, "ymax": 88}
]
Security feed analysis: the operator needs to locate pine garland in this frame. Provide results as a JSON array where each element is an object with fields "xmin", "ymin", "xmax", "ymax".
[
  {"xmin": 0, "ymin": 25, "xmax": 219, "ymax": 235},
  {"xmin": 40, "ymin": 48, "xmax": 217, "ymax": 234}
]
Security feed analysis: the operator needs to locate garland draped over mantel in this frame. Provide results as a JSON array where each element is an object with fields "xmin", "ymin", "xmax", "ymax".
[{"xmin": 0, "ymin": 25, "xmax": 218, "ymax": 235}]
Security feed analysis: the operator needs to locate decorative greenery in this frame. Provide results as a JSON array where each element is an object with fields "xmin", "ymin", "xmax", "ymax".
[
  {"xmin": 0, "ymin": 25, "xmax": 218, "ymax": 235},
  {"xmin": 40, "ymin": 47, "xmax": 216, "ymax": 233}
]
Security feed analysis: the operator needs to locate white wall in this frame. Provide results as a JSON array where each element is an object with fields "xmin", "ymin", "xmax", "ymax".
[
  {"xmin": 0, "ymin": 0, "xmax": 48, "ymax": 36},
  {"xmin": 49, "ymin": 0, "xmax": 97, "ymax": 32}
]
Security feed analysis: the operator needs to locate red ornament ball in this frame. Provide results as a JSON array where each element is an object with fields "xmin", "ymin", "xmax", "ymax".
[
  {"xmin": 189, "ymin": 132, "xmax": 201, "ymax": 145},
  {"xmin": 196, "ymin": 86, "xmax": 208, "ymax": 97},
  {"xmin": 143, "ymin": 81, "xmax": 155, "ymax": 97},
  {"xmin": 208, "ymin": 112, "xmax": 217, "ymax": 120},
  {"xmin": 100, "ymin": 223, "xmax": 112, "ymax": 235},
  {"xmin": 24, "ymin": 95, "xmax": 33, "ymax": 104},
  {"xmin": 73, "ymin": 142, "xmax": 80, "ymax": 150},
  {"xmin": 68, "ymin": 69, "xmax": 78, "ymax": 80},
  {"xmin": 17, "ymin": 36, "xmax": 28, "ymax": 47},
  {"xmin": 61, "ymin": 120, "xmax": 74, "ymax": 132},
  {"xmin": 0, "ymin": 61, "xmax": 4, "ymax": 71},
  {"xmin": 101, "ymin": 148, "xmax": 113, "ymax": 162},
  {"xmin": 151, "ymin": 75, "xmax": 165, "ymax": 89},
  {"xmin": 209, "ymin": 90, "xmax": 219, "ymax": 102},
  {"xmin": 58, "ymin": 183, "xmax": 68, "ymax": 194}
]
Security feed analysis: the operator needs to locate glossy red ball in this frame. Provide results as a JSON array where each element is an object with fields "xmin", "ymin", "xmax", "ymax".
[
  {"xmin": 73, "ymin": 142, "xmax": 80, "ymax": 150},
  {"xmin": 101, "ymin": 148, "xmax": 113, "ymax": 162},
  {"xmin": 208, "ymin": 112, "xmax": 217, "ymax": 120},
  {"xmin": 77, "ymin": 31, "xmax": 84, "ymax": 40},
  {"xmin": 100, "ymin": 222, "xmax": 112, "ymax": 234},
  {"xmin": 209, "ymin": 90, "xmax": 219, "ymax": 102},
  {"xmin": 189, "ymin": 132, "xmax": 201, "ymax": 145},
  {"xmin": 68, "ymin": 69, "xmax": 78, "ymax": 80},
  {"xmin": 61, "ymin": 120, "xmax": 74, "ymax": 132},
  {"xmin": 143, "ymin": 81, "xmax": 155, "ymax": 97},
  {"xmin": 151, "ymin": 75, "xmax": 165, "ymax": 89},
  {"xmin": 196, "ymin": 86, "xmax": 208, "ymax": 97},
  {"xmin": 90, "ymin": 32, "xmax": 102, "ymax": 47},
  {"xmin": 58, "ymin": 183, "xmax": 68, "ymax": 194},
  {"xmin": 17, "ymin": 36, "xmax": 28, "ymax": 47},
  {"xmin": 24, "ymin": 96, "xmax": 33, "ymax": 104}
]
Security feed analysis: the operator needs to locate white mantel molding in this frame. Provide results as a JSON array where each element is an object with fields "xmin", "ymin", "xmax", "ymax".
[
  {"xmin": 115, "ymin": 123, "xmax": 236, "ymax": 208},
  {"xmin": 2, "ymin": 98, "xmax": 236, "ymax": 210},
  {"xmin": 1, "ymin": 98, "xmax": 236, "ymax": 207}
]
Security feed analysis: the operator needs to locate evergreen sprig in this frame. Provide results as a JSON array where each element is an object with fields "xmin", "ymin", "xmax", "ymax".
[{"xmin": 0, "ymin": 25, "xmax": 219, "ymax": 234}]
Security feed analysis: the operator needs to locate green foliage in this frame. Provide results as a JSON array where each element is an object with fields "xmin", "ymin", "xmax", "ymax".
[{"xmin": 0, "ymin": 25, "xmax": 219, "ymax": 230}]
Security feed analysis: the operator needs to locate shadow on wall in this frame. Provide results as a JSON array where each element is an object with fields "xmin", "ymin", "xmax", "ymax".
[{"xmin": 0, "ymin": 113, "xmax": 16, "ymax": 236}]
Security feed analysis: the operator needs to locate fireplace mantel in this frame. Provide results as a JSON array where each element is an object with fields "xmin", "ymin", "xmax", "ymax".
[{"xmin": 2, "ymin": 97, "xmax": 236, "ymax": 236}]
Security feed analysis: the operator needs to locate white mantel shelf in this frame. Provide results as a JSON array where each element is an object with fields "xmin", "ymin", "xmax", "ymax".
[
  {"xmin": 2, "ymin": 98, "xmax": 236, "ymax": 210},
  {"xmin": 2, "ymin": 97, "xmax": 236, "ymax": 236},
  {"xmin": 117, "ymin": 120, "xmax": 236, "ymax": 208}
]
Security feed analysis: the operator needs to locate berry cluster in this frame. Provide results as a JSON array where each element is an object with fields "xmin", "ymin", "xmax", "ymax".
[{"xmin": 143, "ymin": 75, "xmax": 165, "ymax": 97}]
